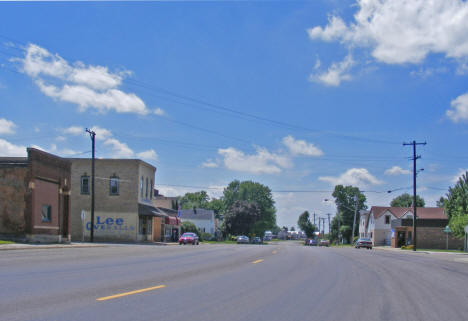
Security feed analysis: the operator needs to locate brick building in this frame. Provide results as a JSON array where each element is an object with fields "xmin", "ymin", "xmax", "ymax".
[
  {"xmin": 69, "ymin": 158, "xmax": 165, "ymax": 242},
  {"xmin": 0, "ymin": 148, "xmax": 71, "ymax": 243}
]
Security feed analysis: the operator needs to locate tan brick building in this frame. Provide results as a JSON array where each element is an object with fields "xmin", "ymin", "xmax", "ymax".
[
  {"xmin": 0, "ymin": 148, "xmax": 71, "ymax": 243},
  {"xmin": 69, "ymin": 158, "xmax": 163, "ymax": 242}
]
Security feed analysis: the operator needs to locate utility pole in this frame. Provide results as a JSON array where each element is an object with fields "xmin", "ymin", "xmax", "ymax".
[
  {"xmin": 351, "ymin": 195, "xmax": 358, "ymax": 245},
  {"xmin": 313, "ymin": 212, "xmax": 316, "ymax": 226},
  {"xmin": 86, "ymin": 128, "xmax": 96, "ymax": 243},
  {"xmin": 318, "ymin": 218, "xmax": 321, "ymax": 238},
  {"xmin": 327, "ymin": 213, "xmax": 331, "ymax": 235},
  {"xmin": 403, "ymin": 140, "xmax": 426, "ymax": 251},
  {"xmin": 321, "ymin": 218, "xmax": 325, "ymax": 236}
]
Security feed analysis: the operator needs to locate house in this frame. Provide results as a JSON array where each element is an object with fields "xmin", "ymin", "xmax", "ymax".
[
  {"xmin": 0, "ymin": 148, "xmax": 71, "ymax": 243},
  {"xmin": 179, "ymin": 208, "xmax": 215, "ymax": 235},
  {"xmin": 69, "ymin": 158, "xmax": 165, "ymax": 242},
  {"xmin": 359, "ymin": 206, "xmax": 464, "ymax": 249}
]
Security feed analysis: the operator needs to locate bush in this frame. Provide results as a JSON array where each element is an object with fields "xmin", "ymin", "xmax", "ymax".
[
  {"xmin": 200, "ymin": 232, "xmax": 212, "ymax": 242},
  {"xmin": 401, "ymin": 245, "xmax": 414, "ymax": 250}
]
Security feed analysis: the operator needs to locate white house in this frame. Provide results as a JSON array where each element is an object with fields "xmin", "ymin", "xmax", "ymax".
[
  {"xmin": 359, "ymin": 207, "xmax": 415, "ymax": 246},
  {"xmin": 179, "ymin": 208, "xmax": 216, "ymax": 235}
]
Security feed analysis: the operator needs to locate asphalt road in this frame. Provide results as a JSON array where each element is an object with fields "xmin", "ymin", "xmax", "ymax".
[{"xmin": 1, "ymin": 242, "xmax": 468, "ymax": 321}]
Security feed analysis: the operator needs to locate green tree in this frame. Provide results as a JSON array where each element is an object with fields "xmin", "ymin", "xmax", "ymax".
[
  {"xmin": 181, "ymin": 221, "xmax": 198, "ymax": 234},
  {"xmin": 439, "ymin": 172, "xmax": 468, "ymax": 238},
  {"xmin": 331, "ymin": 185, "xmax": 367, "ymax": 243},
  {"xmin": 223, "ymin": 200, "xmax": 261, "ymax": 236},
  {"xmin": 179, "ymin": 191, "xmax": 209, "ymax": 209},
  {"xmin": 206, "ymin": 198, "xmax": 225, "ymax": 219},
  {"xmin": 390, "ymin": 193, "xmax": 425, "ymax": 207},
  {"xmin": 297, "ymin": 211, "xmax": 316, "ymax": 238},
  {"xmin": 222, "ymin": 180, "xmax": 276, "ymax": 236}
]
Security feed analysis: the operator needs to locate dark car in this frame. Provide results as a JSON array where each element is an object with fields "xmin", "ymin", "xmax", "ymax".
[
  {"xmin": 305, "ymin": 239, "xmax": 317, "ymax": 246},
  {"xmin": 355, "ymin": 238, "xmax": 373, "ymax": 249},
  {"xmin": 251, "ymin": 237, "xmax": 262, "ymax": 244},
  {"xmin": 319, "ymin": 239, "xmax": 330, "ymax": 247},
  {"xmin": 179, "ymin": 232, "xmax": 199, "ymax": 245},
  {"xmin": 237, "ymin": 235, "xmax": 250, "ymax": 244}
]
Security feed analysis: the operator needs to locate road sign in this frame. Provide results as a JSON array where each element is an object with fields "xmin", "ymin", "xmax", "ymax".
[
  {"xmin": 81, "ymin": 210, "xmax": 85, "ymax": 221},
  {"xmin": 444, "ymin": 225, "xmax": 451, "ymax": 233},
  {"xmin": 464, "ymin": 225, "xmax": 468, "ymax": 234}
]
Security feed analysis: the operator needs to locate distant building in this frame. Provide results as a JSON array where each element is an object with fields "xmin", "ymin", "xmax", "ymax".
[
  {"xmin": 69, "ymin": 158, "xmax": 164, "ymax": 242},
  {"xmin": 152, "ymin": 189, "xmax": 178, "ymax": 210},
  {"xmin": 0, "ymin": 148, "xmax": 71, "ymax": 243},
  {"xmin": 179, "ymin": 208, "xmax": 215, "ymax": 235}
]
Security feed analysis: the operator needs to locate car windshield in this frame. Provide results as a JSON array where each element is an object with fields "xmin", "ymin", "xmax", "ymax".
[{"xmin": 182, "ymin": 233, "xmax": 194, "ymax": 237}]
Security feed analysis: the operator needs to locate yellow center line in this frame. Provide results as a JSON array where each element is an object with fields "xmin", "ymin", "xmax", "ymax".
[
  {"xmin": 252, "ymin": 259, "xmax": 264, "ymax": 264},
  {"xmin": 97, "ymin": 285, "xmax": 166, "ymax": 301}
]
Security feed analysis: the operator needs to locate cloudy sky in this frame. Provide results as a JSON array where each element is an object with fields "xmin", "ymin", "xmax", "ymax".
[{"xmin": 1, "ymin": 0, "xmax": 468, "ymax": 230}]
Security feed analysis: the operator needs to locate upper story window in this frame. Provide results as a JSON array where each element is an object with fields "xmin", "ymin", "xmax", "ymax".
[
  {"xmin": 145, "ymin": 177, "xmax": 149, "ymax": 199},
  {"xmin": 385, "ymin": 215, "xmax": 390, "ymax": 224},
  {"xmin": 110, "ymin": 175, "xmax": 119, "ymax": 196},
  {"xmin": 81, "ymin": 175, "xmax": 90, "ymax": 194},
  {"xmin": 140, "ymin": 176, "xmax": 144, "ymax": 197},
  {"xmin": 150, "ymin": 179, "xmax": 153, "ymax": 200},
  {"xmin": 41, "ymin": 205, "xmax": 51, "ymax": 222}
]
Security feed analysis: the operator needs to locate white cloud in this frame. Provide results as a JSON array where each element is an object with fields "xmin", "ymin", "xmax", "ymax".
[
  {"xmin": 447, "ymin": 92, "xmax": 468, "ymax": 122},
  {"xmin": 90, "ymin": 126, "xmax": 113, "ymax": 141},
  {"xmin": 319, "ymin": 168, "xmax": 382, "ymax": 187},
  {"xmin": 153, "ymin": 108, "xmax": 166, "ymax": 116},
  {"xmin": 103, "ymin": 138, "xmax": 134, "ymax": 158},
  {"xmin": 0, "ymin": 139, "xmax": 26, "ymax": 156},
  {"xmin": 17, "ymin": 44, "xmax": 148, "ymax": 115},
  {"xmin": 0, "ymin": 118, "xmax": 16, "ymax": 135},
  {"xmin": 56, "ymin": 136, "xmax": 66, "ymax": 142},
  {"xmin": 137, "ymin": 149, "xmax": 158, "ymax": 162},
  {"xmin": 309, "ymin": 54, "xmax": 354, "ymax": 86},
  {"xmin": 62, "ymin": 126, "xmax": 84, "ymax": 136},
  {"xmin": 384, "ymin": 166, "xmax": 411, "ymax": 176},
  {"xmin": 452, "ymin": 168, "xmax": 468, "ymax": 183},
  {"xmin": 282, "ymin": 135, "xmax": 323, "ymax": 157},
  {"xmin": 201, "ymin": 159, "xmax": 219, "ymax": 168},
  {"xmin": 218, "ymin": 146, "xmax": 292, "ymax": 174},
  {"xmin": 308, "ymin": 0, "xmax": 468, "ymax": 65}
]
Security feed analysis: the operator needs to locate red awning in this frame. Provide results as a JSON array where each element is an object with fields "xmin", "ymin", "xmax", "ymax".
[{"xmin": 165, "ymin": 216, "xmax": 180, "ymax": 226}]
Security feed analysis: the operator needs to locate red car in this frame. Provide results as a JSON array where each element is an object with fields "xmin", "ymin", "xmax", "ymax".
[{"xmin": 179, "ymin": 232, "xmax": 199, "ymax": 245}]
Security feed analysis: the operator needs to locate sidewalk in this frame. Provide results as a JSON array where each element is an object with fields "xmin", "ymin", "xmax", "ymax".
[
  {"xmin": 0, "ymin": 242, "xmax": 109, "ymax": 251},
  {"xmin": 374, "ymin": 246, "xmax": 468, "ymax": 255}
]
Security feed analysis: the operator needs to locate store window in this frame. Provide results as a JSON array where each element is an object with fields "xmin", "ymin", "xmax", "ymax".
[
  {"xmin": 109, "ymin": 175, "xmax": 119, "ymax": 195},
  {"xmin": 81, "ymin": 175, "xmax": 90, "ymax": 194},
  {"xmin": 145, "ymin": 177, "xmax": 148, "ymax": 199},
  {"xmin": 41, "ymin": 205, "xmax": 51, "ymax": 222}
]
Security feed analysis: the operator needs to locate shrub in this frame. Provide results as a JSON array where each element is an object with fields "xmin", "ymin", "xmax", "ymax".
[{"xmin": 200, "ymin": 232, "xmax": 212, "ymax": 242}]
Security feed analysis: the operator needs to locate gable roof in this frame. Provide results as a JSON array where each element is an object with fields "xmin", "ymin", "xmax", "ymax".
[
  {"xmin": 179, "ymin": 208, "xmax": 214, "ymax": 220},
  {"xmin": 370, "ymin": 206, "xmax": 447, "ymax": 220}
]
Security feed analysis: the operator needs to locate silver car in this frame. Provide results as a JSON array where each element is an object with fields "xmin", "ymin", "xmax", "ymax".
[{"xmin": 237, "ymin": 235, "xmax": 250, "ymax": 244}]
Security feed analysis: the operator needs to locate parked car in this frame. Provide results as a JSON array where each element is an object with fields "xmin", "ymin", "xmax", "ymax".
[
  {"xmin": 251, "ymin": 237, "xmax": 262, "ymax": 244},
  {"xmin": 179, "ymin": 232, "xmax": 199, "ymax": 245},
  {"xmin": 319, "ymin": 239, "xmax": 330, "ymax": 247},
  {"xmin": 355, "ymin": 238, "xmax": 373, "ymax": 249},
  {"xmin": 305, "ymin": 239, "xmax": 317, "ymax": 246},
  {"xmin": 237, "ymin": 235, "xmax": 250, "ymax": 244}
]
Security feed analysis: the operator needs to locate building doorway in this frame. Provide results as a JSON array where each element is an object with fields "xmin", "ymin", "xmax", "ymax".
[{"xmin": 397, "ymin": 231, "xmax": 406, "ymax": 247}]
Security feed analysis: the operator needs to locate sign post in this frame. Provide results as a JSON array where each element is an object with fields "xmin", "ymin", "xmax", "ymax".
[
  {"xmin": 444, "ymin": 225, "xmax": 451, "ymax": 250},
  {"xmin": 81, "ymin": 210, "xmax": 86, "ymax": 242},
  {"xmin": 464, "ymin": 225, "xmax": 468, "ymax": 252}
]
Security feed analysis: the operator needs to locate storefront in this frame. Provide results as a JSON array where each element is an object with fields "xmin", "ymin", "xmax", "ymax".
[{"xmin": 151, "ymin": 207, "xmax": 181, "ymax": 242}]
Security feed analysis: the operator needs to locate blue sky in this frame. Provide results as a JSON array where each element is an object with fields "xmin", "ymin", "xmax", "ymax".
[{"xmin": 1, "ymin": 0, "xmax": 468, "ymax": 229}]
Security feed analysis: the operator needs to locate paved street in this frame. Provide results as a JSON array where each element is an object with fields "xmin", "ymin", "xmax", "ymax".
[{"xmin": 1, "ymin": 242, "xmax": 468, "ymax": 321}]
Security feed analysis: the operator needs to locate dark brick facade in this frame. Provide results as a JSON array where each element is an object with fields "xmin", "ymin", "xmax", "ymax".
[{"xmin": 0, "ymin": 148, "xmax": 71, "ymax": 243}]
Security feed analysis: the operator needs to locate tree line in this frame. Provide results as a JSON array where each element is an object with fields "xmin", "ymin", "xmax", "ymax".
[{"xmin": 177, "ymin": 180, "xmax": 277, "ymax": 238}]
